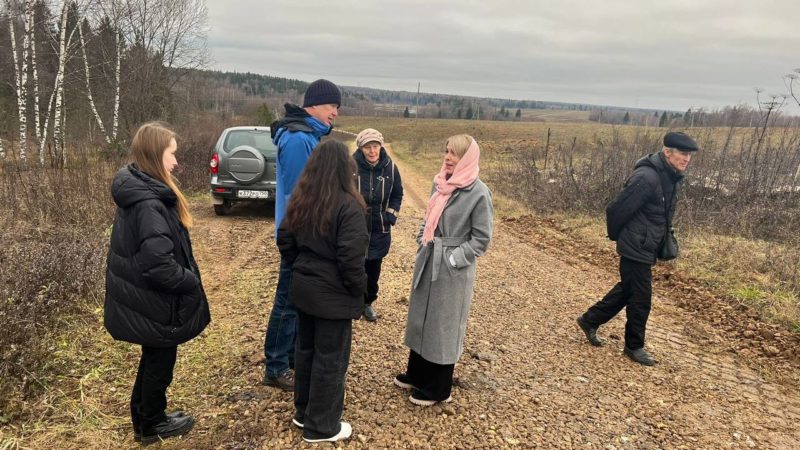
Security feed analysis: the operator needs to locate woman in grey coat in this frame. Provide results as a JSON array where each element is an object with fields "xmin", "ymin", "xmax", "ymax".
[{"xmin": 394, "ymin": 134, "xmax": 494, "ymax": 406}]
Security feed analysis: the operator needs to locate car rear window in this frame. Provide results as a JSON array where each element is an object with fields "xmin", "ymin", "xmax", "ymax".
[{"xmin": 223, "ymin": 130, "xmax": 277, "ymax": 158}]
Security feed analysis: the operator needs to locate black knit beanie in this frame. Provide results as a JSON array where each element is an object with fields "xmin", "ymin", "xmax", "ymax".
[{"xmin": 303, "ymin": 79, "xmax": 341, "ymax": 108}]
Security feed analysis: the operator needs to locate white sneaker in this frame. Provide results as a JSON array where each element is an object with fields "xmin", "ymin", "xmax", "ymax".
[
  {"xmin": 302, "ymin": 421, "xmax": 352, "ymax": 443},
  {"xmin": 408, "ymin": 393, "xmax": 453, "ymax": 406},
  {"xmin": 291, "ymin": 418, "xmax": 303, "ymax": 428}
]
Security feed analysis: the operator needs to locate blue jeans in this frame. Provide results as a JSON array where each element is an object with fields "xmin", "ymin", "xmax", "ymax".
[{"xmin": 264, "ymin": 257, "xmax": 296, "ymax": 377}]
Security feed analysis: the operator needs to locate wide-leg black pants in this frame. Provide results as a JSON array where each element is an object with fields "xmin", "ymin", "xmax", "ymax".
[
  {"xmin": 405, "ymin": 350, "xmax": 454, "ymax": 401},
  {"xmin": 294, "ymin": 310, "xmax": 352, "ymax": 439}
]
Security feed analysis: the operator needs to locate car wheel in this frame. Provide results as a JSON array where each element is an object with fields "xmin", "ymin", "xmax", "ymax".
[{"xmin": 213, "ymin": 199, "xmax": 232, "ymax": 216}]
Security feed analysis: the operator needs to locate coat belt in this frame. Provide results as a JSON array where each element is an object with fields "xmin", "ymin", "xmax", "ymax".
[{"xmin": 413, "ymin": 236, "xmax": 468, "ymax": 289}]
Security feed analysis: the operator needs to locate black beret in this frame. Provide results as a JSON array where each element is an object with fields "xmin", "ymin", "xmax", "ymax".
[{"xmin": 663, "ymin": 131, "xmax": 698, "ymax": 152}]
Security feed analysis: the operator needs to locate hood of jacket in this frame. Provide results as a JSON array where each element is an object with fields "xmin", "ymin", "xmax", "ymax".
[
  {"xmin": 271, "ymin": 103, "xmax": 332, "ymax": 145},
  {"xmin": 111, "ymin": 164, "xmax": 176, "ymax": 209},
  {"xmin": 353, "ymin": 146, "xmax": 390, "ymax": 171}
]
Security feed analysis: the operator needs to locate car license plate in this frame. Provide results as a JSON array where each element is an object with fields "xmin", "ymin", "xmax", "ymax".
[{"xmin": 237, "ymin": 190, "xmax": 269, "ymax": 199}]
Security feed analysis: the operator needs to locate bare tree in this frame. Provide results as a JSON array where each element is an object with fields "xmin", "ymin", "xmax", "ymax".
[
  {"xmin": 51, "ymin": 1, "xmax": 72, "ymax": 162},
  {"xmin": 79, "ymin": 18, "xmax": 110, "ymax": 143},
  {"xmin": 3, "ymin": 0, "xmax": 209, "ymax": 164},
  {"xmin": 93, "ymin": 0, "xmax": 126, "ymax": 141},
  {"xmin": 120, "ymin": 0, "xmax": 209, "ymax": 75},
  {"xmin": 785, "ymin": 69, "xmax": 800, "ymax": 108},
  {"xmin": 29, "ymin": 1, "xmax": 40, "ymax": 147},
  {"xmin": 7, "ymin": 0, "xmax": 32, "ymax": 163}
]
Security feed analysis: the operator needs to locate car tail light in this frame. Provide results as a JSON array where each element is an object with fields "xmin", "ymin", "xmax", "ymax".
[{"xmin": 209, "ymin": 153, "xmax": 219, "ymax": 174}]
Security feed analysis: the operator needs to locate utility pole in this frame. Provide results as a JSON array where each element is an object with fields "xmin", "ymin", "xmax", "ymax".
[{"xmin": 415, "ymin": 82, "xmax": 420, "ymax": 122}]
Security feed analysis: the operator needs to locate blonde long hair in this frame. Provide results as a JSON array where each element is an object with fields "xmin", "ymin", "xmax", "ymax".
[{"xmin": 130, "ymin": 122, "xmax": 193, "ymax": 228}]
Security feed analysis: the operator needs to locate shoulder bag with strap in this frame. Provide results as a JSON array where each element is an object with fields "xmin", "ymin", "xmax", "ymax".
[{"xmin": 657, "ymin": 179, "xmax": 679, "ymax": 261}]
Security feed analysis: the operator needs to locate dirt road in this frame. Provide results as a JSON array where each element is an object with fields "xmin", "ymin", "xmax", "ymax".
[{"xmin": 155, "ymin": 145, "xmax": 800, "ymax": 449}]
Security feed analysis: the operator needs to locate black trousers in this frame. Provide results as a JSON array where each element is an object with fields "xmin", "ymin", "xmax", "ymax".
[
  {"xmin": 405, "ymin": 350, "xmax": 455, "ymax": 401},
  {"xmin": 294, "ymin": 310, "xmax": 352, "ymax": 439},
  {"xmin": 364, "ymin": 258, "xmax": 383, "ymax": 304},
  {"xmin": 583, "ymin": 257, "xmax": 653, "ymax": 350},
  {"xmin": 130, "ymin": 345, "xmax": 177, "ymax": 431}
]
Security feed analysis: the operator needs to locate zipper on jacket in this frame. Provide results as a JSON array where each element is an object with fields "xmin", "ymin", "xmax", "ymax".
[
  {"xmin": 384, "ymin": 161, "xmax": 395, "ymax": 234},
  {"xmin": 369, "ymin": 166, "xmax": 377, "ymax": 234},
  {"xmin": 377, "ymin": 170, "xmax": 386, "ymax": 233}
]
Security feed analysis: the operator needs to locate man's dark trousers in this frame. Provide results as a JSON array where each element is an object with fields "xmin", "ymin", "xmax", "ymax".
[
  {"xmin": 294, "ymin": 310, "xmax": 352, "ymax": 439},
  {"xmin": 583, "ymin": 257, "xmax": 653, "ymax": 350},
  {"xmin": 264, "ymin": 257, "xmax": 296, "ymax": 377}
]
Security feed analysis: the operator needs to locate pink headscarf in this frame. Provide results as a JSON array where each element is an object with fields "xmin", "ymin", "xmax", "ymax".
[{"xmin": 421, "ymin": 138, "xmax": 480, "ymax": 245}]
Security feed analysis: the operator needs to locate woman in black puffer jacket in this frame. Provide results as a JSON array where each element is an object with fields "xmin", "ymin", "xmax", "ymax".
[
  {"xmin": 104, "ymin": 122, "xmax": 210, "ymax": 445},
  {"xmin": 277, "ymin": 140, "xmax": 368, "ymax": 443},
  {"xmin": 353, "ymin": 128, "xmax": 403, "ymax": 321}
]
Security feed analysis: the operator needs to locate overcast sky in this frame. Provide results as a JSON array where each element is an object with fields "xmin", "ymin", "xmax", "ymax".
[{"xmin": 205, "ymin": 0, "xmax": 800, "ymax": 112}]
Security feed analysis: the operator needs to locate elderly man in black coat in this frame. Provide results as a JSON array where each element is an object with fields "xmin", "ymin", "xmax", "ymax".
[{"xmin": 577, "ymin": 131, "xmax": 698, "ymax": 366}]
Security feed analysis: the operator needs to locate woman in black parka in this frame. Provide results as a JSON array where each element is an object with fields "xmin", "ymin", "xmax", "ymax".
[
  {"xmin": 104, "ymin": 122, "xmax": 210, "ymax": 445},
  {"xmin": 277, "ymin": 140, "xmax": 368, "ymax": 443},
  {"xmin": 353, "ymin": 128, "xmax": 403, "ymax": 321}
]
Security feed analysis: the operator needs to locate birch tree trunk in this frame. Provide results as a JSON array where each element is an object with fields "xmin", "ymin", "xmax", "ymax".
[
  {"xmin": 9, "ymin": 13, "xmax": 28, "ymax": 163},
  {"xmin": 79, "ymin": 22, "xmax": 110, "ymax": 143},
  {"xmin": 40, "ymin": 77, "xmax": 58, "ymax": 162},
  {"xmin": 112, "ymin": 29, "xmax": 121, "ymax": 141},
  {"xmin": 26, "ymin": 2, "xmax": 41, "ymax": 151},
  {"xmin": 52, "ymin": 1, "xmax": 70, "ymax": 160}
]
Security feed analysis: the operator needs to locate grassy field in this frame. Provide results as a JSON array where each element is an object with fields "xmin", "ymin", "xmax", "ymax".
[
  {"xmin": 337, "ymin": 116, "xmax": 800, "ymax": 331},
  {"xmin": 520, "ymin": 108, "xmax": 592, "ymax": 122}
]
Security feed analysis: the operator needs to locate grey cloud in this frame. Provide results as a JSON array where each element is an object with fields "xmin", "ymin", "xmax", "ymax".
[{"xmin": 205, "ymin": 0, "xmax": 800, "ymax": 111}]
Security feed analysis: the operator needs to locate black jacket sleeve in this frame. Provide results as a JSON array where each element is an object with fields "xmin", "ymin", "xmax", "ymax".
[
  {"xmin": 336, "ymin": 196, "xmax": 369, "ymax": 297},
  {"xmin": 606, "ymin": 168, "xmax": 657, "ymax": 241},
  {"xmin": 276, "ymin": 221, "xmax": 299, "ymax": 265},
  {"xmin": 135, "ymin": 202, "xmax": 198, "ymax": 294}
]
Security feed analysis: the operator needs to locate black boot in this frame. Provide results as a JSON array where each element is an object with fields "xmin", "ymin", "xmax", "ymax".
[
  {"xmin": 140, "ymin": 414, "xmax": 194, "ymax": 446},
  {"xmin": 363, "ymin": 304, "xmax": 378, "ymax": 322},
  {"xmin": 134, "ymin": 411, "xmax": 186, "ymax": 441},
  {"xmin": 576, "ymin": 315, "xmax": 603, "ymax": 346},
  {"xmin": 624, "ymin": 346, "xmax": 656, "ymax": 366}
]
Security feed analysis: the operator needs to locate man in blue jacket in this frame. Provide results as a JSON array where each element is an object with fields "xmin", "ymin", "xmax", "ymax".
[
  {"xmin": 577, "ymin": 131, "xmax": 698, "ymax": 366},
  {"xmin": 263, "ymin": 79, "xmax": 341, "ymax": 390}
]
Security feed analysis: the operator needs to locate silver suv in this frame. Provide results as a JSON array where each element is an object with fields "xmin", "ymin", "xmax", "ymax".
[{"xmin": 208, "ymin": 126, "xmax": 277, "ymax": 215}]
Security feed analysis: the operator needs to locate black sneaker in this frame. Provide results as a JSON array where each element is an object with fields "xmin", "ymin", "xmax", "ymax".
[
  {"xmin": 393, "ymin": 373, "xmax": 415, "ymax": 390},
  {"xmin": 576, "ymin": 315, "xmax": 604, "ymax": 347},
  {"xmin": 263, "ymin": 369, "xmax": 294, "ymax": 391},
  {"xmin": 140, "ymin": 415, "xmax": 194, "ymax": 446},
  {"xmin": 363, "ymin": 304, "xmax": 378, "ymax": 321},
  {"xmin": 624, "ymin": 346, "xmax": 656, "ymax": 366}
]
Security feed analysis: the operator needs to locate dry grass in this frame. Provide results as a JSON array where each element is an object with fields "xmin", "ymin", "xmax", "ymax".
[{"xmin": 337, "ymin": 116, "xmax": 800, "ymax": 331}]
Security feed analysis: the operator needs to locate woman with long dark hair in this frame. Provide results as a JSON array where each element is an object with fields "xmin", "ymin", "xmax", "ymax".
[
  {"xmin": 104, "ymin": 122, "xmax": 211, "ymax": 445},
  {"xmin": 277, "ymin": 140, "xmax": 368, "ymax": 443}
]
